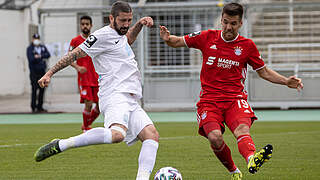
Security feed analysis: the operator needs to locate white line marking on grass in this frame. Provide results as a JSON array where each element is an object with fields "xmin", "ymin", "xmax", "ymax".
[
  {"xmin": 0, "ymin": 143, "xmax": 42, "ymax": 148},
  {"xmin": 0, "ymin": 144, "xmax": 24, "ymax": 148},
  {"xmin": 254, "ymin": 130, "xmax": 320, "ymax": 137}
]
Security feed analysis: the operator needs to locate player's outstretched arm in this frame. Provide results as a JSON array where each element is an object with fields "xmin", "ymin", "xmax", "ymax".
[
  {"xmin": 159, "ymin": 25, "xmax": 186, "ymax": 48},
  {"xmin": 38, "ymin": 47, "xmax": 87, "ymax": 88},
  {"xmin": 256, "ymin": 66, "xmax": 304, "ymax": 91},
  {"xmin": 127, "ymin": 16, "xmax": 153, "ymax": 45}
]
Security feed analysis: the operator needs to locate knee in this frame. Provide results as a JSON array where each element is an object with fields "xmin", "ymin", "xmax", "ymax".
[
  {"xmin": 85, "ymin": 103, "xmax": 93, "ymax": 111},
  {"xmin": 233, "ymin": 124, "xmax": 250, "ymax": 138},
  {"xmin": 110, "ymin": 126, "xmax": 127, "ymax": 143},
  {"xmin": 146, "ymin": 126, "xmax": 160, "ymax": 142},
  {"xmin": 150, "ymin": 128, "xmax": 160, "ymax": 142},
  {"xmin": 111, "ymin": 130, "xmax": 125, "ymax": 143},
  {"xmin": 139, "ymin": 125, "xmax": 160, "ymax": 142},
  {"xmin": 207, "ymin": 130, "xmax": 223, "ymax": 148}
]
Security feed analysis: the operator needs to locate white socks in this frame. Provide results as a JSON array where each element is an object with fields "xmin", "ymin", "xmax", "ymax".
[
  {"xmin": 58, "ymin": 130, "xmax": 159, "ymax": 180},
  {"xmin": 136, "ymin": 139, "xmax": 159, "ymax": 180},
  {"xmin": 247, "ymin": 155, "xmax": 254, "ymax": 164},
  {"xmin": 230, "ymin": 168, "xmax": 241, "ymax": 174},
  {"xmin": 58, "ymin": 127, "xmax": 112, "ymax": 151}
]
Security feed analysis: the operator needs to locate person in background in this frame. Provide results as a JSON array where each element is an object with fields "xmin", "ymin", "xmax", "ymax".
[
  {"xmin": 26, "ymin": 33, "xmax": 51, "ymax": 113},
  {"xmin": 70, "ymin": 15, "xmax": 100, "ymax": 132}
]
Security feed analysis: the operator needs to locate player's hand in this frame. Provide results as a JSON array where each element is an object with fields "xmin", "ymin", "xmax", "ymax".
[
  {"xmin": 77, "ymin": 66, "xmax": 87, "ymax": 74},
  {"xmin": 139, "ymin": 17, "xmax": 153, "ymax": 28},
  {"xmin": 159, "ymin": 25, "xmax": 170, "ymax": 41},
  {"xmin": 38, "ymin": 73, "xmax": 52, "ymax": 88},
  {"xmin": 286, "ymin": 76, "xmax": 303, "ymax": 91}
]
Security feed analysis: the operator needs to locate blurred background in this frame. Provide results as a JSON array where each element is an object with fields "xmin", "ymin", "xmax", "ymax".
[{"xmin": 0, "ymin": 0, "xmax": 319, "ymax": 113}]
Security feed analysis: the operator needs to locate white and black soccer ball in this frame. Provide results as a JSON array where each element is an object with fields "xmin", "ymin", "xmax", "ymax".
[{"xmin": 154, "ymin": 167, "xmax": 182, "ymax": 180}]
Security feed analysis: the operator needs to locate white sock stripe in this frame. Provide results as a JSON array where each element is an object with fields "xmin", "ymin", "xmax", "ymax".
[
  {"xmin": 143, "ymin": 139, "xmax": 159, "ymax": 148},
  {"xmin": 247, "ymin": 155, "xmax": 254, "ymax": 164},
  {"xmin": 230, "ymin": 168, "xmax": 241, "ymax": 174},
  {"xmin": 237, "ymin": 135, "xmax": 250, "ymax": 143}
]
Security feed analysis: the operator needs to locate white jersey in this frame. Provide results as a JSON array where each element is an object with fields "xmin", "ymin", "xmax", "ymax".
[{"xmin": 79, "ymin": 25, "xmax": 142, "ymax": 99}]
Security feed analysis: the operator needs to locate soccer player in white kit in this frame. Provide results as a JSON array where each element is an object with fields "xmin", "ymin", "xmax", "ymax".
[{"xmin": 34, "ymin": 1, "xmax": 159, "ymax": 180}]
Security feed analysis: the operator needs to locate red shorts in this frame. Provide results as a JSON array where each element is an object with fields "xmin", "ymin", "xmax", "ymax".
[
  {"xmin": 196, "ymin": 99, "xmax": 257, "ymax": 137},
  {"xmin": 79, "ymin": 86, "xmax": 99, "ymax": 103}
]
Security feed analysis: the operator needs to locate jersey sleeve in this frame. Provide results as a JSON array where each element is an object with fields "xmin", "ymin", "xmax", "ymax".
[
  {"xmin": 79, "ymin": 32, "xmax": 109, "ymax": 58},
  {"xmin": 183, "ymin": 30, "xmax": 208, "ymax": 50},
  {"xmin": 69, "ymin": 38, "xmax": 76, "ymax": 51},
  {"xmin": 247, "ymin": 40, "xmax": 265, "ymax": 70}
]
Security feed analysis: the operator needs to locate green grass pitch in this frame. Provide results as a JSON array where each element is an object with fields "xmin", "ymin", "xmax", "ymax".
[{"xmin": 0, "ymin": 118, "xmax": 320, "ymax": 179}]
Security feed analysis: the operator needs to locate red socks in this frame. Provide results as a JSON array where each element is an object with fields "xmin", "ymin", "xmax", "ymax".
[
  {"xmin": 82, "ymin": 110, "xmax": 91, "ymax": 129},
  {"xmin": 211, "ymin": 134, "xmax": 256, "ymax": 172},
  {"xmin": 237, "ymin": 134, "xmax": 256, "ymax": 162},
  {"xmin": 211, "ymin": 141, "xmax": 237, "ymax": 172},
  {"xmin": 88, "ymin": 108, "xmax": 100, "ymax": 126}
]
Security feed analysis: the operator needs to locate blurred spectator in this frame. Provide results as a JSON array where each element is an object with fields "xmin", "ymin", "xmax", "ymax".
[
  {"xmin": 69, "ymin": 15, "xmax": 100, "ymax": 132},
  {"xmin": 26, "ymin": 33, "xmax": 51, "ymax": 113}
]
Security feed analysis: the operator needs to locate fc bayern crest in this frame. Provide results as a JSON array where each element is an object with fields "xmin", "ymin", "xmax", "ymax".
[
  {"xmin": 234, "ymin": 46, "xmax": 243, "ymax": 56},
  {"xmin": 201, "ymin": 111, "xmax": 207, "ymax": 120}
]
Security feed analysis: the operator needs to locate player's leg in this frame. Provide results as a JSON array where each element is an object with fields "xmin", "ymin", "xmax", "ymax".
[
  {"xmin": 88, "ymin": 86, "xmax": 100, "ymax": 126},
  {"xmin": 34, "ymin": 124, "xmax": 126, "ymax": 162},
  {"xmin": 88, "ymin": 103, "xmax": 100, "ymax": 126},
  {"xmin": 233, "ymin": 123, "xmax": 272, "ymax": 174},
  {"xmin": 82, "ymin": 99, "xmax": 93, "ymax": 131},
  {"xmin": 120, "ymin": 104, "xmax": 159, "ymax": 180},
  {"xmin": 136, "ymin": 124, "xmax": 159, "ymax": 180},
  {"xmin": 198, "ymin": 106, "xmax": 241, "ymax": 179},
  {"xmin": 226, "ymin": 99, "xmax": 273, "ymax": 174},
  {"xmin": 37, "ymin": 85, "xmax": 46, "ymax": 112},
  {"xmin": 30, "ymin": 74, "xmax": 37, "ymax": 113},
  {"xmin": 204, "ymin": 123, "xmax": 239, "ymax": 173},
  {"xmin": 34, "ymin": 93, "xmax": 129, "ymax": 162},
  {"xmin": 82, "ymin": 86, "xmax": 100, "ymax": 131}
]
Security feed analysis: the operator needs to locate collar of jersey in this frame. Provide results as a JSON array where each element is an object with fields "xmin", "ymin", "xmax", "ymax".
[
  {"xmin": 80, "ymin": 34, "xmax": 87, "ymax": 40},
  {"xmin": 220, "ymin": 31, "xmax": 239, "ymax": 43}
]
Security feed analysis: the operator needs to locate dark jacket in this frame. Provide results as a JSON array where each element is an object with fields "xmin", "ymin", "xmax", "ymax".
[{"xmin": 26, "ymin": 43, "xmax": 51, "ymax": 74}]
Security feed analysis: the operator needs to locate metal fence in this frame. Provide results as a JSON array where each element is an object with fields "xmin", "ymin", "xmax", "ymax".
[{"xmin": 40, "ymin": 1, "xmax": 320, "ymax": 110}]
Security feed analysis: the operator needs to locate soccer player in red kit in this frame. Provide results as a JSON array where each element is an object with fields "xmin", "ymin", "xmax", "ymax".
[
  {"xmin": 70, "ymin": 15, "xmax": 100, "ymax": 132},
  {"xmin": 160, "ymin": 3, "xmax": 303, "ymax": 180}
]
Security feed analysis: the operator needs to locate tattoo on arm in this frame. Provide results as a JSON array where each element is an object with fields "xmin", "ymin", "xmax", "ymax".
[
  {"xmin": 127, "ymin": 22, "xmax": 143, "ymax": 45},
  {"xmin": 50, "ymin": 47, "xmax": 87, "ymax": 74}
]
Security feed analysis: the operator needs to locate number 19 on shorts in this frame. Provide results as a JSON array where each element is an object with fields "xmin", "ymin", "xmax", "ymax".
[{"xmin": 237, "ymin": 99, "xmax": 253, "ymax": 112}]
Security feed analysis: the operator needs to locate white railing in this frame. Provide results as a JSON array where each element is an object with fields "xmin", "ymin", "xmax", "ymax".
[{"xmin": 267, "ymin": 43, "xmax": 320, "ymax": 66}]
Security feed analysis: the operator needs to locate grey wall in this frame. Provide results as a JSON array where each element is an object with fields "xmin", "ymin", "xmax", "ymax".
[{"xmin": 0, "ymin": 10, "xmax": 28, "ymax": 96}]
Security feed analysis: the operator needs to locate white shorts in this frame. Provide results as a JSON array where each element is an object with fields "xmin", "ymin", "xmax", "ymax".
[{"xmin": 99, "ymin": 92, "xmax": 153, "ymax": 146}]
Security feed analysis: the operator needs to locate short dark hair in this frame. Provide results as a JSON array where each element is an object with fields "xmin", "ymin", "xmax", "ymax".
[
  {"xmin": 222, "ymin": 3, "xmax": 243, "ymax": 20},
  {"xmin": 111, "ymin": 1, "xmax": 132, "ymax": 18},
  {"xmin": 80, "ymin": 15, "xmax": 92, "ymax": 24},
  {"xmin": 32, "ymin": 33, "xmax": 40, "ymax": 39}
]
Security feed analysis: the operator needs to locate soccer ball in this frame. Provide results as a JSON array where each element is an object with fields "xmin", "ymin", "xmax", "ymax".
[{"xmin": 154, "ymin": 167, "xmax": 182, "ymax": 180}]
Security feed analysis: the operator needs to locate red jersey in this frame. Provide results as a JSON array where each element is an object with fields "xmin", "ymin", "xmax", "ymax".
[
  {"xmin": 69, "ymin": 35, "xmax": 99, "ymax": 87},
  {"xmin": 184, "ymin": 30, "xmax": 265, "ymax": 102}
]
